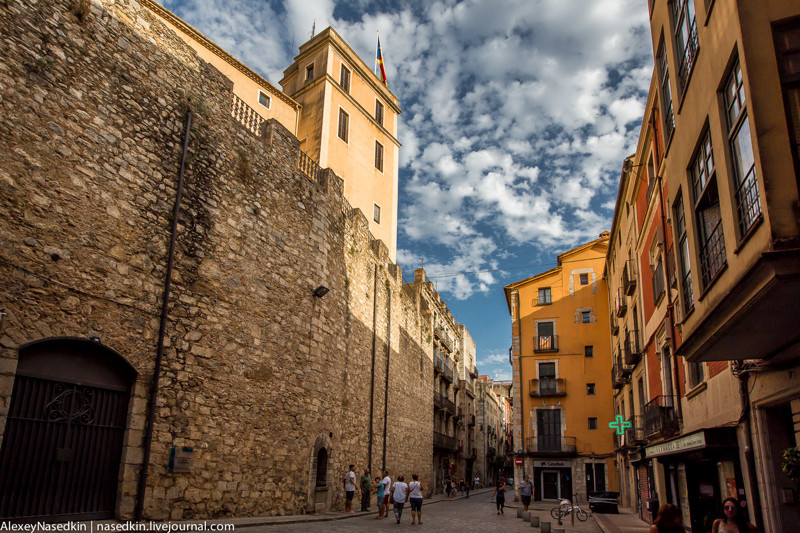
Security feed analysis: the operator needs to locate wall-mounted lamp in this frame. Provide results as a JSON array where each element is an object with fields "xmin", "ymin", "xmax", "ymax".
[{"xmin": 312, "ymin": 286, "xmax": 330, "ymax": 298}]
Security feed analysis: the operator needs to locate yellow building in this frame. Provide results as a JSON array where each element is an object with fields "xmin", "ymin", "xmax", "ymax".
[
  {"xmin": 505, "ymin": 234, "xmax": 618, "ymax": 502},
  {"xmin": 139, "ymin": 2, "xmax": 401, "ymax": 261},
  {"xmin": 281, "ymin": 28, "xmax": 401, "ymax": 261}
]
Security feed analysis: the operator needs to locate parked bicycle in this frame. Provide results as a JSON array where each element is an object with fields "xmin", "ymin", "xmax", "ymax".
[{"xmin": 550, "ymin": 498, "xmax": 588, "ymax": 521}]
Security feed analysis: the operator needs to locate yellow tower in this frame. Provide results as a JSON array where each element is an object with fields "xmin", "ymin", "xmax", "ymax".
[
  {"xmin": 505, "ymin": 233, "xmax": 617, "ymax": 502},
  {"xmin": 280, "ymin": 28, "xmax": 401, "ymax": 261}
]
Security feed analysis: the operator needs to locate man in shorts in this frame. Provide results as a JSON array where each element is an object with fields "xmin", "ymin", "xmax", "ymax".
[
  {"xmin": 519, "ymin": 474, "xmax": 533, "ymax": 512},
  {"xmin": 344, "ymin": 464, "xmax": 357, "ymax": 513}
]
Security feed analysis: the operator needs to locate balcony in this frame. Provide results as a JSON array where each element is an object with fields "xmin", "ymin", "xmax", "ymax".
[
  {"xmin": 612, "ymin": 354, "xmax": 631, "ymax": 389},
  {"xmin": 534, "ymin": 297, "xmax": 552, "ymax": 306},
  {"xmin": 643, "ymin": 396, "xmax": 680, "ymax": 438},
  {"xmin": 615, "ymin": 287, "xmax": 627, "ymax": 317},
  {"xmin": 442, "ymin": 359, "xmax": 454, "ymax": 383},
  {"xmin": 529, "ymin": 378, "xmax": 567, "ymax": 397},
  {"xmin": 435, "ymin": 325, "xmax": 455, "ymax": 352},
  {"xmin": 433, "ymin": 349, "xmax": 443, "ymax": 374},
  {"xmin": 613, "ymin": 432, "xmax": 622, "ymax": 451},
  {"xmin": 699, "ymin": 220, "xmax": 726, "ymax": 288},
  {"xmin": 434, "ymin": 431, "xmax": 457, "ymax": 451},
  {"xmin": 434, "ymin": 391, "xmax": 445, "ymax": 410},
  {"xmin": 652, "ymin": 260, "xmax": 665, "ymax": 304},
  {"xmin": 525, "ymin": 436, "xmax": 577, "ymax": 456},
  {"xmin": 624, "ymin": 415, "xmax": 647, "ymax": 447},
  {"xmin": 735, "ymin": 166, "xmax": 761, "ymax": 237},
  {"xmin": 443, "ymin": 395, "xmax": 456, "ymax": 415},
  {"xmin": 534, "ymin": 335, "xmax": 558, "ymax": 353},
  {"xmin": 469, "ymin": 365, "xmax": 479, "ymax": 378},
  {"xmin": 623, "ymin": 260, "xmax": 637, "ymax": 295},
  {"xmin": 610, "ymin": 317, "xmax": 619, "ymax": 336},
  {"xmin": 624, "ymin": 329, "xmax": 642, "ymax": 366}
]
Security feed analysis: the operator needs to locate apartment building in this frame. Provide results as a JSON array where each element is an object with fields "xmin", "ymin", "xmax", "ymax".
[
  {"xmin": 606, "ymin": 2, "xmax": 800, "ymax": 531},
  {"xmin": 506, "ymin": 235, "xmax": 618, "ymax": 502}
]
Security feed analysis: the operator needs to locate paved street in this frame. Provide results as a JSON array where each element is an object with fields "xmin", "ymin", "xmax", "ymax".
[{"xmin": 239, "ymin": 492, "xmax": 604, "ymax": 533}]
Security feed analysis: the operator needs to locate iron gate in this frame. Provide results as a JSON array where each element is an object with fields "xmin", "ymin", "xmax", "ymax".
[{"xmin": 0, "ymin": 339, "xmax": 134, "ymax": 522}]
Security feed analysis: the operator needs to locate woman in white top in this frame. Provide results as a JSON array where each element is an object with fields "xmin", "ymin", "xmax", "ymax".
[
  {"xmin": 390, "ymin": 475, "xmax": 409, "ymax": 524},
  {"xmin": 408, "ymin": 473, "xmax": 424, "ymax": 525},
  {"xmin": 712, "ymin": 498, "xmax": 758, "ymax": 533}
]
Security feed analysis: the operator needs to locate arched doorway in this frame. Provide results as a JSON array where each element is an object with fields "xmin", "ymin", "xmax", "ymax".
[
  {"xmin": 0, "ymin": 338, "xmax": 137, "ymax": 521},
  {"xmin": 307, "ymin": 433, "xmax": 333, "ymax": 513}
]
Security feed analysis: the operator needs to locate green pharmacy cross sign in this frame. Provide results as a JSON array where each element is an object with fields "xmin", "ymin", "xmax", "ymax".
[{"xmin": 609, "ymin": 415, "xmax": 631, "ymax": 435}]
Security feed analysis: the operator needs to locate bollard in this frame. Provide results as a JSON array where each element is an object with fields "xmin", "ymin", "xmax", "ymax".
[
  {"xmin": 517, "ymin": 509, "xmax": 524, "ymax": 518},
  {"xmin": 541, "ymin": 521, "xmax": 552, "ymax": 533},
  {"xmin": 531, "ymin": 516, "xmax": 540, "ymax": 527},
  {"xmin": 523, "ymin": 511, "xmax": 531, "ymax": 522}
]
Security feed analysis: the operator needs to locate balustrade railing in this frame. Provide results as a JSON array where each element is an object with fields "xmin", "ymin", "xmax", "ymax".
[
  {"xmin": 298, "ymin": 151, "xmax": 321, "ymax": 183},
  {"xmin": 699, "ymin": 221, "xmax": 726, "ymax": 288},
  {"xmin": 231, "ymin": 93, "xmax": 265, "ymax": 136},
  {"xmin": 735, "ymin": 167, "xmax": 761, "ymax": 237}
]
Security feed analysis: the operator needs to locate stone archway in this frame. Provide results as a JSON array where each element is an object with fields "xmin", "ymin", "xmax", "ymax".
[
  {"xmin": 0, "ymin": 337, "xmax": 137, "ymax": 521},
  {"xmin": 307, "ymin": 433, "xmax": 333, "ymax": 513}
]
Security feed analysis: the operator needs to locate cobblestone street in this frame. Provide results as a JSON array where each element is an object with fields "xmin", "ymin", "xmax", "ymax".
[{"xmin": 241, "ymin": 492, "xmax": 603, "ymax": 533}]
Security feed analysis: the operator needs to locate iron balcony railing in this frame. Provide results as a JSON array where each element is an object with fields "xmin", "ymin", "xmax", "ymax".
[
  {"xmin": 434, "ymin": 349, "xmax": 443, "ymax": 374},
  {"xmin": 529, "ymin": 378, "xmax": 567, "ymax": 397},
  {"xmin": 435, "ymin": 326, "xmax": 454, "ymax": 352},
  {"xmin": 534, "ymin": 335, "xmax": 558, "ymax": 353},
  {"xmin": 735, "ymin": 166, "xmax": 761, "ymax": 237},
  {"xmin": 623, "ymin": 260, "xmax": 637, "ymax": 295},
  {"xmin": 525, "ymin": 436, "xmax": 577, "ymax": 456},
  {"xmin": 624, "ymin": 329, "xmax": 641, "ymax": 367},
  {"xmin": 643, "ymin": 395, "xmax": 680, "ymax": 438},
  {"xmin": 699, "ymin": 220, "xmax": 726, "ymax": 288},
  {"xmin": 652, "ymin": 260, "xmax": 665, "ymax": 303},
  {"xmin": 442, "ymin": 396, "xmax": 456, "ymax": 414},
  {"xmin": 612, "ymin": 353, "xmax": 631, "ymax": 389},
  {"xmin": 442, "ymin": 359, "xmax": 454, "ymax": 383},
  {"xmin": 434, "ymin": 431, "xmax": 457, "ymax": 451},
  {"xmin": 616, "ymin": 287, "xmax": 627, "ymax": 317},
  {"xmin": 677, "ymin": 19, "xmax": 699, "ymax": 93},
  {"xmin": 613, "ymin": 432, "xmax": 622, "ymax": 451},
  {"xmin": 682, "ymin": 270, "xmax": 694, "ymax": 314},
  {"xmin": 534, "ymin": 296, "xmax": 552, "ymax": 306},
  {"xmin": 625, "ymin": 415, "xmax": 647, "ymax": 446},
  {"xmin": 434, "ymin": 391, "xmax": 445, "ymax": 410}
]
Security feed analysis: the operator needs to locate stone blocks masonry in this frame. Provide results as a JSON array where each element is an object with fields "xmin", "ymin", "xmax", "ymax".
[{"xmin": 0, "ymin": 0, "xmax": 433, "ymax": 520}]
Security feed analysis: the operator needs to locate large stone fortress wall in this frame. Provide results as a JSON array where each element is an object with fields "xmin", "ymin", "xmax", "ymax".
[{"xmin": 0, "ymin": 0, "xmax": 432, "ymax": 520}]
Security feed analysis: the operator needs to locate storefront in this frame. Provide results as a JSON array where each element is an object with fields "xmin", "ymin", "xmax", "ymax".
[
  {"xmin": 532, "ymin": 460, "xmax": 572, "ymax": 502},
  {"xmin": 645, "ymin": 428, "xmax": 747, "ymax": 533}
]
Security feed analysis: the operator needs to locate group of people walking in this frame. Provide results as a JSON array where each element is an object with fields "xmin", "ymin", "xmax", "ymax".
[
  {"xmin": 443, "ymin": 476, "xmax": 471, "ymax": 498},
  {"xmin": 343, "ymin": 465, "xmax": 425, "ymax": 524}
]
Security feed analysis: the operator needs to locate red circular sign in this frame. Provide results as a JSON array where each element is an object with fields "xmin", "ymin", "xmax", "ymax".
[{"xmin": 515, "ymin": 458, "xmax": 524, "ymax": 466}]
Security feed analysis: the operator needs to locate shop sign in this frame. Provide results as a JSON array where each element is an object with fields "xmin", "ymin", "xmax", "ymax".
[
  {"xmin": 645, "ymin": 431, "xmax": 706, "ymax": 458},
  {"xmin": 533, "ymin": 460, "xmax": 570, "ymax": 468}
]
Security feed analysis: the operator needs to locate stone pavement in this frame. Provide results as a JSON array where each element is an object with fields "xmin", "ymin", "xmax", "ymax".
[{"xmin": 592, "ymin": 508, "xmax": 652, "ymax": 533}]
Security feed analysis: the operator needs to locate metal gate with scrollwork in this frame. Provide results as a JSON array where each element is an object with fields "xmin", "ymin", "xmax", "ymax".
[{"xmin": 0, "ymin": 338, "xmax": 136, "ymax": 522}]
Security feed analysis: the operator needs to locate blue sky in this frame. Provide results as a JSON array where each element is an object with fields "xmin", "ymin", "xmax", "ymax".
[{"xmin": 160, "ymin": 0, "xmax": 654, "ymax": 380}]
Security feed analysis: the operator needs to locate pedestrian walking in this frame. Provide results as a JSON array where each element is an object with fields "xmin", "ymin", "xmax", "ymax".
[
  {"xmin": 360, "ymin": 467, "xmax": 372, "ymax": 512},
  {"xmin": 474, "ymin": 475, "xmax": 480, "ymax": 489},
  {"xmin": 380, "ymin": 470, "xmax": 391, "ymax": 517},
  {"xmin": 711, "ymin": 498, "xmax": 759, "ymax": 533},
  {"xmin": 459, "ymin": 478, "xmax": 466, "ymax": 496},
  {"xmin": 649, "ymin": 504, "xmax": 683, "ymax": 533},
  {"xmin": 445, "ymin": 476, "xmax": 452, "ymax": 498},
  {"xmin": 343, "ymin": 464, "xmax": 357, "ymax": 513},
  {"xmin": 465, "ymin": 479, "xmax": 470, "ymax": 499},
  {"xmin": 391, "ymin": 475, "xmax": 409, "ymax": 524},
  {"xmin": 449, "ymin": 476, "xmax": 456, "ymax": 499},
  {"xmin": 374, "ymin": 476, "xmax": 385, "ymax": 519},
  {"xmin": 491, "ymin": 479, "xmax": 506, "ymax": 515},
  {"xmin": 518, "ymin": 474, "xmax": 533, "ymax": 512},
  {"xmin": 408, "ymin": 473, "xmax": 424, "ymax": 525}
]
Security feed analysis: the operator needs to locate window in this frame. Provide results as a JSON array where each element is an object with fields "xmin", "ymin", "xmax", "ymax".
[
  {"xmin": 340, "ymin": 64, "xmax": 351, "ymax": 93},
  {"xmin": 687, "ymin": 361, "xmax": 705, "ymax": 389},
  {"xmin": 338, "ymin": 109, "xmax": 349, "ymax": 143},
  {"xmin": 672, "ymin": 0, "xmax": 698, "ymax": 93},
  {"xmin": 375, "ymin": 100, "xmax": 384, "ymax": 126},
  {"xmin": 537, "ymin": 287, "xmax": 551, "ymax": 305},
  {"xmin": 691, "ymin": 128, "xmax": 726, "ymax": 288},
  {"xmin": 724, "ymin": 60, "xmax": 761, "ymax": 237},
  {"xmin": 373, "ymin": 204, "xmax": 381, "ymax": 224},
  {"xmin": 657, "ymin": 38, "xmax": 675, "ymax": 142},
  {"xmin": 258, "ymin": 90, "xmax": 271, "ymax": 109},
  {"xmin": 585, "ymin": 345, "xmax": 594, "ymax": 358},
  {"xmin": 588, "ymin": 418, "xmax": 598, "ymax": 430},
  {"xmin": 535, "ymin": 321, "xmax": 556, "ymax": 351},
  {"xmin": 646, "ymin": 152, "xmax": 656, "ymax": 204},
  {"xmin": 305, "ymin": 64, "xmax": 314, "ymax": 81},
  {"xmin": 581, "ymin": 311, "xmax": 591, "ymax": 323},
  {"xmin": 773, "ymin": 17, "xmax": 800, "ymax": 179},
  {"xmin": 375, "ymin": 141, "xmax": 384, "ymax": 172},
  {"xmin": 579, "ymin": 273, "xmax": 589, "ymax": 285},
  {"xmin": 587, "ymin": 383, "xmax": 596, "ymax": 395},
  {"xmin": 674, "ymin": 191, "xmax": 694, "ymax": 313}
]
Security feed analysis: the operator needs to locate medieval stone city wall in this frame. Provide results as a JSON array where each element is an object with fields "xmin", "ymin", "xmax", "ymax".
[{"xmin": 0, "ymin": 0, "xmax": 432, "ymax": 520}]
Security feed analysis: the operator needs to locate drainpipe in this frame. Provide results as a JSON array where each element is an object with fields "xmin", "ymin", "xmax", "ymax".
[
  {"xmin": 135, "ymin": 107, "xmax": 192, "ymax": 521},
  {"xmin": 737, "ymin": 369, "xmax": 763, "ymax": 530},
  {"xmin": 381, "ymin": 288, "xmax": 391, "ymax": 471},
  {"xmin": 655, "ymin": 172, "xmax": 682, "ymax": 422},
  {"xmin": 368, "ymin": 265, "xmax": 378, "ymax": 471}
]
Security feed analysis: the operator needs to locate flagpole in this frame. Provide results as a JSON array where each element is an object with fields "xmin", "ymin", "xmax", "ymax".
[{"xmin": 374, "ymin": 31, "xmax": 378, "ymax": 76}]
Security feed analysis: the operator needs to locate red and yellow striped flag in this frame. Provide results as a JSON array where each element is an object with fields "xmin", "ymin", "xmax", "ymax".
[{"xmin": 376, "ymin": 35, "xmax": 387, "ymax": 87}]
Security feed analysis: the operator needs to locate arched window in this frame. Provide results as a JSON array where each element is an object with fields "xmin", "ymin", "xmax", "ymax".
[{"xmin": 315, "ymin": 448, "xmax": 328, "ymax": 487}]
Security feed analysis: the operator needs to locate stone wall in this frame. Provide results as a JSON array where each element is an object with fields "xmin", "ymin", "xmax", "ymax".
[{"xmin": 0, "ymin": 0, "xmax": 432, "ymax": 520}]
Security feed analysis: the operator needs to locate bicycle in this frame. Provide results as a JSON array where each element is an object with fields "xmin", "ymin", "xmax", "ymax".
[{"xmin": 550, "ymin": 498, "xmax": 588, "ymax": 521}]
